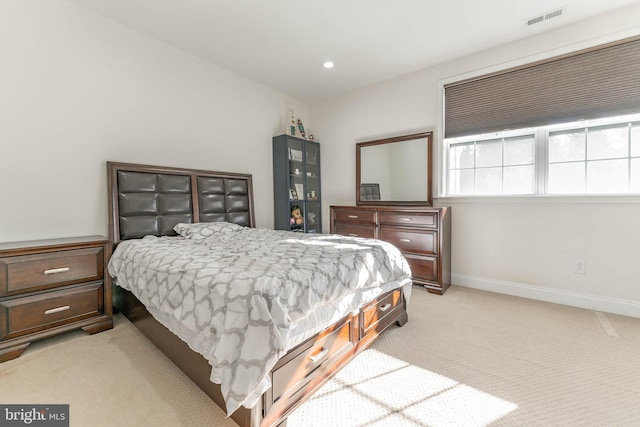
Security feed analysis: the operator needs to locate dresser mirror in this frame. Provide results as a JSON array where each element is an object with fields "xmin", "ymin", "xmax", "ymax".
[{"xmin": 356, "ymin": 131, "xmax": 432, "ymax": 206}]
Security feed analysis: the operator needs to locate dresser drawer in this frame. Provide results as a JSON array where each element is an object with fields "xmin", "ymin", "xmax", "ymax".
[
  {"xmin": 380, "ymin": 227, "xmax": 437, "ymax": 255},
  {"xmin": 0, "ymin": 282, "xmax": 103, "ymax": 341},
  {"xmin": 361, "ymin": 288, "xmax": 403, "ymax": 337},
  {"xmin": 380, "ymin": 211, "xmax": 438, "ymax": 228},
  {"xmin": 333, "ymin": 209, "xmax": 376, "ymax": 225},
  {"xmin": 404, "ymin": 254, "xmax": 438, "ymax": 282},
  {"xmin": 333, "ymin": 224, "xmax": 377, "ymax": 239},
  {"xmin": 0, "ymin": 247, "xmax": 104, "ymax": 297}
]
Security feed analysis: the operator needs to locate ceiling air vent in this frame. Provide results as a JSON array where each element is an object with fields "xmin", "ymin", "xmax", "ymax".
[
  {"xmin": 527, "ymin": 15, "xmax": 544, "ymax": 26},
  {"xmin": 526, "ymin": 7, "xmax": 566, "ymax": 26}
]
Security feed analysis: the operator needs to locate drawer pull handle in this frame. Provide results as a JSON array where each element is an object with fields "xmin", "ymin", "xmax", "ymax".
[
  {"xmin": 348, "ymin": 233, "xmax": 359, "ymax": 237},
  {"xmin": 380, "ymin": 303, "xmax": 392, "ymax": 312},
  {"xmin": 402, "ymin": 218, "xmax": 412, "ymax": 221},
  {"xmin": 348, "ymin": 215, "xmax": 359, "ymax": 219},
  {"xmin": 399, "ymin": 238, "xmax": 412, "ymax": 243},
  {"xmin": 309, "ymin": 347, "xmax": 329, "ymax": 364},
  {"xmin": 45, "ymin": 305, "xmax": 70, "ymax": 315},
  {"xmin": 44, "ymin": 267, "xmax": 70, "ymax": 275}
]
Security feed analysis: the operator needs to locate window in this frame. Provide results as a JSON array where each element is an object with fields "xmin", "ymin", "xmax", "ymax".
[
  {"xmin": 449, "ymin": 134, "xmax": 535, "ymax": 195},
  {"xmin": 442, "ymin": 35, "xmax": 640, "ymax": 198},
  {"xmin": 445, "ymin": 114, "xmax": 640, "ymax": 196}
]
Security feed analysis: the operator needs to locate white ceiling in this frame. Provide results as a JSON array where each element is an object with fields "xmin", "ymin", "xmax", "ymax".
[{"xmin": 69, "ymin": 0, "xmax": 640, "ymax": 102}]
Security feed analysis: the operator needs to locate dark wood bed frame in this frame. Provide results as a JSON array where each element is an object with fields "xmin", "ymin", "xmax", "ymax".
[{"xmin": 106, "ymin": 161, "xmax": 408, "ymax": 427}]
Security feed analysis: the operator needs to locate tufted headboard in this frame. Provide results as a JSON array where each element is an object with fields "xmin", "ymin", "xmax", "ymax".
[{"xmin": 107, "ymin": 162, "xmax": 255, "ymax": 246}]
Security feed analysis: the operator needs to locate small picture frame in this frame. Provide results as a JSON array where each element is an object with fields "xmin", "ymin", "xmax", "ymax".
[
  {"xmin": 294, "ymin": 183, "xmax": 304, "ymax": 200},
  {"xmin": 289, "ymin": 148, "xmax": 303, "ymax": 162},
  {"xmin": 306, "ymin": 149, "xmax": 317, "ymax": 164},
  {"xmin": 360, "ymin": 183, "xmax": 381, "ymax": 200},
  {"xmin": 289, "ymin": 184, "xmax": 304, "ymax": 200}
]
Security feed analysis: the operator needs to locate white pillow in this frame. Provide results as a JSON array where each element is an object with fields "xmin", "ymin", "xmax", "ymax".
[{"xmin": 173, "ymin": 221, "xmax": 244, "ymax": 239}]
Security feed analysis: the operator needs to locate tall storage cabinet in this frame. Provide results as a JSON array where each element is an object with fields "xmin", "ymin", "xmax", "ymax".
[{"xmin": 273, "ymin": 134, "xmax": 322, "ymax": 233}]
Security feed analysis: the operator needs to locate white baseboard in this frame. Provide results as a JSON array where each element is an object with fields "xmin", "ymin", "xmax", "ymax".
[{"xmin": 452, "ymin": 274, "xmax": 640, "ymax": 319}]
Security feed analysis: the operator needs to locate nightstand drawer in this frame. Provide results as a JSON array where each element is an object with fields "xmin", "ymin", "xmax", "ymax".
[
  {"xmin": 0, "ymin": 282, "xmax": 103, "ymax": 341},
  {"xmin": 0, "ymin": 247, "xmax": 104, "ymax": 297},
  {"xmin": 380, "ymin": 227, "xmax": 437, "ymax": 255}
]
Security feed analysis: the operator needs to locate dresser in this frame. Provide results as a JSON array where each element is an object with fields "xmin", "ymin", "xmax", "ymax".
[
  {"xmin": 330, "ymin": 206, "xmax": 451, "ymax": 294},
  {"xmin": 0, "ymin": 236, "xmax": 113, "ymax": 362}
]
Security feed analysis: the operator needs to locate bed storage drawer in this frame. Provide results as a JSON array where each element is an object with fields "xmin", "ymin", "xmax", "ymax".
[
  {"xmin": 0, "ymin": 247, "xmax": 104, "ymax": 297},
  {"xmin": 271, "ymin": 317, "xmax": 354, "ymax": 404},
  {"xmin": 361, "ymin": 288, "xmax": 403, "ymax": 338},
  {"xmin": 0, "ymin": 282, "xmax": 103, "ymax": 341}
]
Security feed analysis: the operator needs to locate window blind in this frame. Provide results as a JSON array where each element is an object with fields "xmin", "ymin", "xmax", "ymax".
[{"xmin": 444, "ymin": 36, "xmax": 640, "ymax": 138}]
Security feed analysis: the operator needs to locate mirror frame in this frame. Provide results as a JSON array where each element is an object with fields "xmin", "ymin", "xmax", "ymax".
[{"xmin": 356, "ymin": 131, "xmax": 433, "ymax": 206}]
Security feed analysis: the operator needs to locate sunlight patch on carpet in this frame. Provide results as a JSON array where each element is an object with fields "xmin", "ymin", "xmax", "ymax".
[{"xmin": 289, "ymin": 349, "xmax": 517, "ymax": 426}]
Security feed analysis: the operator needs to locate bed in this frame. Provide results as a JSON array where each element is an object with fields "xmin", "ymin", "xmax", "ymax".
[{"xmin": 106, "ymin": 161, "xmax": 410, "ymax": 427}]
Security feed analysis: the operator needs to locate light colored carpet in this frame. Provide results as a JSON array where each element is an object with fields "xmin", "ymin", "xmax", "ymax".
[{"xmin": 1, "ymin": 286, "xmax": 639, "ymax": 426}]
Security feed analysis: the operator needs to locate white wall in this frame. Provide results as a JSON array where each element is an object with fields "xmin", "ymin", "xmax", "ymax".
[
  {"xmin": 0, "ymin": 0, "xmax": 308, "ymax": 242},
  {"xmin": 311, "ymin": 4, "xmax": 640, "ymax": 317}
]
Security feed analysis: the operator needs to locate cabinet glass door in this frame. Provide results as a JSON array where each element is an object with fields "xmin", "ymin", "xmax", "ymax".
[
  {"xmin": 288, "ymin": 139, "xmax": 305, "ymax": 204},
  {"xmin": 305, "ymin": 143, "xmax": 320, "ymax": 203},
  {"xmin": 289, "ymin": 201, "xmax": 305, "ymax": 232},
  {"xmin": 304, "ymin": 201, "xmax": 321, "ymax": 233}
]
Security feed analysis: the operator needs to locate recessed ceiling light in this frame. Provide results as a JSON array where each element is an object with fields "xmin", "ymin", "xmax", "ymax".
[{"xmin": 322, "ymin": 61, "xmax": 334, "ymax": 69}]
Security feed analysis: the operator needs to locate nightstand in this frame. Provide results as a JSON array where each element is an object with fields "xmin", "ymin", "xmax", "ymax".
[{"xmin": 0, "ymin": 236, "xmax": 113, "ymax": 362}]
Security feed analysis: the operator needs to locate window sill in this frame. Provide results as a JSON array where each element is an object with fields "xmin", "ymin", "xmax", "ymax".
[{"xmin": 434, "ymin": 194, "xmax": 640, "ymax": 204}]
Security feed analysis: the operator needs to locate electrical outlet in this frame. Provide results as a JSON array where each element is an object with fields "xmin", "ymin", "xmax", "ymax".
[{"xmin": 572, "ymin": 259, "xmax": 586, "ymax": 274}]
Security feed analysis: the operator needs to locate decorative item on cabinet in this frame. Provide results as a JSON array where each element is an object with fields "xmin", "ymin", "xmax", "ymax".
[
  {"xmin": 330, "ymin": 205, "xmax": 451, "ymax": 294},
  {"xmin": 289, "ymin": 109, "xmax": 296, "ymax": 136},
  {"xmin": 297, "ymin": 118, "xmax": 306, "ymax": 139},
  {"xmin": 0, "ymin": 236, "xmax": 113, "ymax": 362},
  {"xmin": 273, "ymin": 134, "xmax": 322, "ymax": 233}
]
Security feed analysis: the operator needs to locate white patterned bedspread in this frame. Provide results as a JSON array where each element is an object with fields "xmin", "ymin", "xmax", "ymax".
[{"xmin": 108, "ymin": 222, "xmax": 411, "ymax": 415}]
